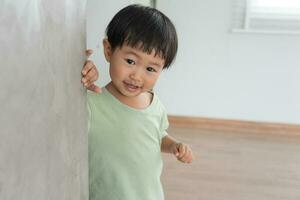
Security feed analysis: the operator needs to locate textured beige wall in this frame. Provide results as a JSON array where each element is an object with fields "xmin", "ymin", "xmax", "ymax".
[{"xmin": 0, "ymin": 1, "xmax": 88, "ymax": 199}]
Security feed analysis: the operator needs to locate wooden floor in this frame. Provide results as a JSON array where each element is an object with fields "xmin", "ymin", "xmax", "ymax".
[{"xmin": 161, "ymin": 126, "xmax": 300, "ymax": 200}]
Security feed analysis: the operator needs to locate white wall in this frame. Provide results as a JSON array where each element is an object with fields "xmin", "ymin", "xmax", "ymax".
[{"xmin": 87, "ymin": 0, "xmax": 300, "ymax": 124}]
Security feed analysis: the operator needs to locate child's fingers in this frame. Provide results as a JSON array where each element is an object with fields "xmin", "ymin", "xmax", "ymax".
[
  {"xmin": 182, "ymin": 151, "xmax": 193, "ymax": 163},
  {"xmin": 85, "ymin": 77, "xmax": 98, "ymax": 88},
  {"xmin": 84, "ymin": 75, "xmax": 99, "ymax": 88},
  {"xmin": 82, "ymin": 67, "xmax": 99, "ymax": 84},
  {"xmin": 82, "ymin": 60, "xmax": 95, "ymax": 76},
  {"xmin": 187, "ymin": 154, "xmax": 194, "ymax": 163},
  {"xmin": 185, "ymin": 149, "xmax": 194, "ymax": 163},
  {"xmin": 174, "ymin": 150, "xmax": 179, "ymax": 157},
  {"xmin": 178, "ymin": 146, "xmax": 194, "ymax": 163},
  {"xmin": 177, "ymin": 144, "xmax": 186, "ymax": 159},
  {"xmin": 81, "ymin": 61, "xmax": 94, "ymax": 76},
  {"xmin": 86, "ymin": 84, "xmax": 102, "ymax": 93},
  {"xmin": 84, "ymin": 81, "xmax": 92, "ymax": 88},
  {"xmin": 174, "ymin": 143, "xmax": 194, "ymax": 164},
  {"xmin": 90, "ymin": 67, "xmax": 99, "ymax": 80},
  {"xmin": 173, "ymin": 143, "xmax": 181, "ymax": 157},
  {"xmin": 179, "ymin": 157, "xmax": 189, "ymax": 163}
]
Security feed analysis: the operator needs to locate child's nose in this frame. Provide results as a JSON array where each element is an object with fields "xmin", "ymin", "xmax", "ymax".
[{"xmin": 129, "ymin": 68, "xmax": 143, "ymax": 82}]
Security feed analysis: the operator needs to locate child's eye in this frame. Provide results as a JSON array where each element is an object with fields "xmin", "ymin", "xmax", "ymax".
[
  {"xmin": 146, "ymin": 67, "xmax": 156, "ymax": 72},
  {"xmin": 125, "ymin": 59, "xmax": 135, "ymax": 65}
]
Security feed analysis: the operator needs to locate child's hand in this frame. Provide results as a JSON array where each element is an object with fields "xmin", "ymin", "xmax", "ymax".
[
  {"xmin": 172, "ymin": 142, "xmax": 193, "ymax": 163},
  {"xmin": 81, "ymin": 49, "xmax": 102, "ymax": 93}
]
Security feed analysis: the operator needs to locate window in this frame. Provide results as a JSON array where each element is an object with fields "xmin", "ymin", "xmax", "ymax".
[
  {"xmin": 232, "ymin": 0, "xmax": 300, "ymax": 34},
  {"xmin": 131, "ymin": 0, "xmax": 156, "ymax": 8}
]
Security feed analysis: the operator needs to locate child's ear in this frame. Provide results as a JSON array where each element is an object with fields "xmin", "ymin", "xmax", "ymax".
[{"xmin": 103, "ymin": 39, "xmax": 112, "ymax": 62}]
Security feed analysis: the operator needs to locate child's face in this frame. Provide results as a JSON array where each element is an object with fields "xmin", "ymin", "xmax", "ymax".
[{"xmin": 103, "ymin": 39, "xmax": 165, "ymax": 98}]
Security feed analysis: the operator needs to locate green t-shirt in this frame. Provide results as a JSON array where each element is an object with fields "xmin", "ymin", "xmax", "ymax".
[{"xmin": 87, "ymin": 87, "xmax": 169, "ymax": 200}]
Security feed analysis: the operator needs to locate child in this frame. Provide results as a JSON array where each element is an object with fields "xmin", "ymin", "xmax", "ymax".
[{"xmin": 82, "ymin": 4, "xmax": 193, "ymax": 200}]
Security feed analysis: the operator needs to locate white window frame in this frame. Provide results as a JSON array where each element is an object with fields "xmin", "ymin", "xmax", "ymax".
[
  {"xmin": 232, "ymin": 0, "xmax": 300, "ymax": 35},
  {"xmin": 131, "ymin": 0, "xmax": 156, "ymax": 8}
]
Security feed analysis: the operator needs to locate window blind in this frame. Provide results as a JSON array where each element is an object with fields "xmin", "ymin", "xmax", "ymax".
[{"xmin": 232, "ymin": 0, "xmax": 300, "ymax": 34}]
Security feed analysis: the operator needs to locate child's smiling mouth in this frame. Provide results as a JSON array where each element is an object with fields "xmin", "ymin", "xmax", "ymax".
[{"xmin": 123, "ymin": 81, "xmax": 141, "ymax": 92}]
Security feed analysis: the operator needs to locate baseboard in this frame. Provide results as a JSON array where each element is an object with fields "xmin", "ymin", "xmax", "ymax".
[{"xmin": 168, "ymin": 115, "xmax": 300, "ymax": 136}]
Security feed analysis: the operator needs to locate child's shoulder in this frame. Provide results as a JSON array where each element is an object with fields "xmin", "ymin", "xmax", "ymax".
[
  {"xmin": 87, "ymin": 87, "xmax": 106, "ymax": 97},
  {"xmin": 87, "ymin": 90, "xmax": 99, "ymax": 100},
  {"xmin": 150, "ymin": 91, "xmax": 167, "ymax": 114},
  {"xmin": 87, "ymin": 89, "xmax": 106, "ymax": 104}
]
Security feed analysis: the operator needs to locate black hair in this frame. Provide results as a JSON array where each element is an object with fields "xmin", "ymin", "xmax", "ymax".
[{"xmin": 105, "ymin": 4, "xmax": 178, "ymax": 69}]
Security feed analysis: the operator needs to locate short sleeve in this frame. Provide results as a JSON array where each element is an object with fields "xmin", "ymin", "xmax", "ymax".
[{"xmin": 160, "ymin": 110, "xmax": 169, "ymax": 139}]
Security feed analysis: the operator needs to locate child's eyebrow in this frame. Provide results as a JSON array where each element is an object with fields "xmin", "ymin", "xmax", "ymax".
[
  {"xmin": 124, "ymin": 50, "xmax": 141, "ymax": 58},
  {"xmin": 149, "ymin": 61, "xmax": 163, "ymax": 68}
]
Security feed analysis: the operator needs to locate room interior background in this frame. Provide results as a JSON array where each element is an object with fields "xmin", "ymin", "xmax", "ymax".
[
  {"xmin": 87, "ymin": 0, "xmax": 300, "ymax": 125},
  {"xmin": 1, "ymin": 0, "xmax": 299, "ymax": 200}
]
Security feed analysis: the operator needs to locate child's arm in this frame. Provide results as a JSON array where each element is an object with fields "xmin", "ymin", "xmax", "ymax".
[
  {"xmin": 81, "ymin": 49, "xmax": 102, "ymax": 93},
  {"xmin": 161, "ymin": 135, "xmax": 194, "ymax": 163}
]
